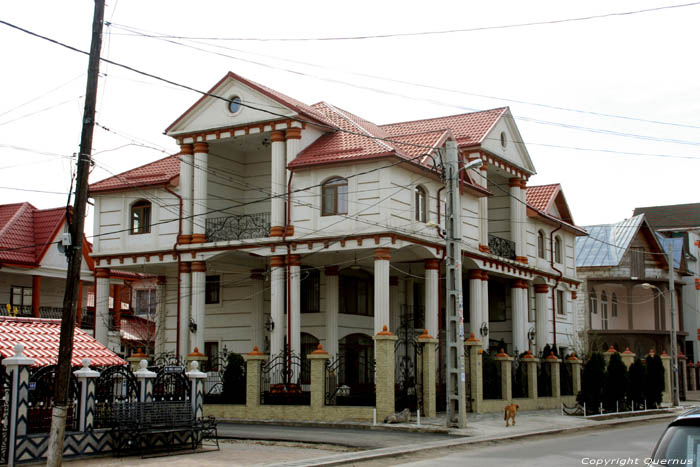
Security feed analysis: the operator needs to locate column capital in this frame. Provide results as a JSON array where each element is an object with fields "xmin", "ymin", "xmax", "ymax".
[
  {"xmin": 179, "ymin": 262, "xmax": 191, "ymax": 273},
  {"xmin": 270, "ymin": 255, "xmax": 285, "ymax": 268},
  {"xmin": 288, "ymin": 254, "xmax": 301, "ymax": 267},
  {"xmin": 535, "ymin": 284, "xmax": 550, "ymax": 294},
  {"xmin": 481, "ymin": 271, "xmax": 489, "ymax": 281},
  {"xmin": 468, "ymin": 269, "xmax": 483, "ymax": 280},
  {"xmin": 191, "ymin": 261, "xmax": 206, "ymax": 273},
  {"xmin": 179, "ymin": 143, "xmax": 194, "ymax": 155},
  {"xmin": 193, "ymin": 142, "xmax": 209, "ymax": 153},
  {"xmin": 424, "ymin": 258, "xmax": 440, "ymax": 270},
  {"xmin": 325, "ymin": 265, "xmax": 340, "ymax": 276},
  {"xmin": 374, "ymin": 248, "xmax": 391, "ymax": 261},
  {"xmin": 285, "ymin": 128, "xmax": 302, "ymax": 140},
  {"xmin": 509, "ymin": 177, "xmax": 522, "ymax": 188},
  {"xmin": 519, "ymin": 179, "xmax": 528, "ymax": 189},
  {"xmin": 270, "ymin": 130, "xmax": 285, "ymax": 143},
  {"xmin": 95, "ymin": 268, "xmax": 110, "ymax": 279},
  {"xmin": 250, "ymin": 269, "xmax": 265, "ymax": 280}
]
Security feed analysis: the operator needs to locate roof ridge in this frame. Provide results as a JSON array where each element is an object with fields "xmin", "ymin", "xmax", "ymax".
[
  {"xmin": 90, "ymin": 153, "xmax": 178, "ymax": 188},
  {"xmin": 322, "ymin": 102, "xmax": 394, "ymax": 152},
  {"xmin": 380, "ymin": 107, "xmax": 508, "ymax": 128}
]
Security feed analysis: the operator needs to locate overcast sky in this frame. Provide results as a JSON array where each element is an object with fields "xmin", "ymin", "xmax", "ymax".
[{"xmin": 1, "ymin": 0, "xmax": 698, "ymax": 238}]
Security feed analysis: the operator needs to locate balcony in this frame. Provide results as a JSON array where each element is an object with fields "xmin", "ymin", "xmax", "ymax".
[
  {"xmin": 205, "ymin": 212, "xmax": 270, "ymax": 242},
  {"xmin": 488, "ymin": 234, "xmax": 516, "ymax": 260},
  {"xmin": 1, "ymin": 304, "xmax": 93, "ymax": 330}
]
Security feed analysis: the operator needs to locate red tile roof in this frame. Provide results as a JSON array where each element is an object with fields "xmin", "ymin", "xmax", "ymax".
[
  {"xmin": 0, "ymin": 316, "xmax": 126, "ymax": 367},
  {"xmin": 526, "ymin": 184, "xmax": 560, "ymax": 212},
  {"xmin": 0, "ymin": 203, "xmax": 66, "ymax": 267},
  {"xmin": 526, "ymin": 184, "xmax": 585, "ymax": 235},
  {"xmin": 89, "ymin": 154, "xmax": 180, "ymax": 194}
]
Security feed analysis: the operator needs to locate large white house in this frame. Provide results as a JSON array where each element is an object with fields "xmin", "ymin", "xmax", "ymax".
[{"xmin": 88, "ymin": 72, "xmax": 585, "ymax": 374}]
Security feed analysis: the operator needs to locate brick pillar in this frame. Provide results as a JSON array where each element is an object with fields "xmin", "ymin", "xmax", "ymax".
[
  {"xmin": 2, "ymin": 343, "xmax": 34, "ymax": 466},
  {"xmin": 186, "ymin": 360, "xmax": 207, "ymax": 419},
  {"xmin": 244, "ymin": 347, "xmax": 267, "ymax": 409},
  {"xmin": 308, "ymin": 344, "xmax": 331, "ymax": 412},
  {"xmin": 679, "ymin": 353, "xmax": 688, "ymax": 401},
  {"xmin": 465, "ymin": 333, "xmax": 483, "ymax": 412},
  {"xmin": 133, "ymin": 359, "xmax": 157, "ymax": 403},
  {"xmin": 73, "ymin": 358, "xmax": 100, "ymax": 432},
  {"xmin": 522, "ymin": 351, "xmax": 539, "ymax": 400},
  {"xmin": 621, "ymin": 347, "xmax": 636, "ymax": 369},
  {"xmin": 567, "ymin": 353, "xmax": 583, "ymax": 394},
  {"xmin": 494, "ymin": 349, "xmax": 513, "ymax": 402},
  {"xmin": 545, "ymin": 352, "xmax": 561, "ymax": 398},
  {"xmin": 661, "ymin": 351, "xmax": 672, "ymax": 405},
  {"xmin": 418, "ymin": 330, "xmax": 438, "ymax": 417},
  {"xmin": 688, "ymin": 362, "xmax": 697, "ymax": 391},
  {"xmin": 374, "ymin": 326, "xmax": 397, "ymax": 422}
]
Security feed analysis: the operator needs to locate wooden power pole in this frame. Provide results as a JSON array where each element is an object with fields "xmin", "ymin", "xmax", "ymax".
[{"xmin": 46, "ymin": 1, "xmax": 105, "ymax": 465}]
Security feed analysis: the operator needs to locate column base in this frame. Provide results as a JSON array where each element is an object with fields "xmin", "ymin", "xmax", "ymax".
[
  {"xmin": 515, "ymin": 256, "xmax": 528, "ymax": 264},
  {"xmin": 269, "ymin": 226, "xmax": 284, "ymax": 237},
  {"xmin": 191, "ymin": 233, "xmax": 207, "ymax": 244},
  {"xmin": 478, "ymin": 244, "xmax": 490, "ymax": 253},
  {"xmin": 177, "ymin": 234, "xmax": 192, "ymax": 244}
]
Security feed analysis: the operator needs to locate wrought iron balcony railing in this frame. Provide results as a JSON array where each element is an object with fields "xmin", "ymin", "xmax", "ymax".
[
  {"xmin": 488, "ymin": 234, "xmax": 516, "ymax": 260},
  {"xmin": 205, "ymin": 212, "xmax": 271, "ymax": 241},
  {"xmin": 1, "ymin": 304, "xmax": 93, "ymax": 330}
]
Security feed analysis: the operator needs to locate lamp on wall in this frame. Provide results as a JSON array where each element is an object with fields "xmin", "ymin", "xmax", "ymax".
[
  {"xmin": 479, "ymin": 321, "xmax": 489, "ymax": 338},
  {"xmin": 189, "ymin": 318, "xmax": 197, "ymax": 333},
  {"xmin": 527, "ymin": 327, "xmax": 536, "ymax": 345},
  {"xmin": 350, "ymin": 252, "xmax": 361, "ymax": 271},
  {"xmin": 264, "ymin": 315, "xmax": 274, "ymax": 332}
]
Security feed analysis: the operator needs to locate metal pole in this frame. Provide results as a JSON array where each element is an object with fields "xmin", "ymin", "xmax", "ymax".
[
  {"xmin": 46, "ymin": 1, "xmax": 104, "ymax": 465},
  {"xmin": 669, "ymin": 242, "xmax": 680, "ymax": 407},
  {"xmin": 445, "ymin": 139, "xmax": 467, "ymax": 428}
]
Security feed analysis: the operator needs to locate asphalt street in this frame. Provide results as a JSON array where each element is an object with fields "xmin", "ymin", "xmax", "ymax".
[
  {"xmin": 368, "ymin": 419, "xmax": 669, "ymax": 467},
  {"xmin": 217, "ymin": 422, "xmax": 457, "ymax": 449}
]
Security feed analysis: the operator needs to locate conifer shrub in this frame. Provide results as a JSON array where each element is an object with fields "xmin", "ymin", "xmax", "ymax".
[
  {"xmin": 602, "ymin": 352, "xmax": 628, "ymax": 411},
  {"xmin": 627, "ymin": 357, "xmax": 646, "ymax": 409},
  {"xmin": 577, "ymin": 352, "xmax": 605, "ymax": 413},
  {"xmin": 645, "ymin": 353, "xmax": 665, "ymax": 409},
  {"xmin": 222, "ymin": 351, "xmax": 246, "ymax": 404}
]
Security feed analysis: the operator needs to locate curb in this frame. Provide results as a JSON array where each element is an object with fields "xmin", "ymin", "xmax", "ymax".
[
  {"xmin": 217, "ymin": 418, "xmax": 450, "ymax": 434},
  {"xmin": 267, "ymin": 411, "xmax": 681, "ymax": 467}
]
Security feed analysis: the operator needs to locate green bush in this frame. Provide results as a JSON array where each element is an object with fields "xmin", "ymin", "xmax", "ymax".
[
  {"xmin": 222, "ymin": 352, "xmax": 246, "ymax": 404},
  {"xmin": 577, "ymin": 352, "xmax": 605, "ymax": 412},
  {"xmin": 603, "ymin": 352, "xmax": 628, "ymax": 411},
  {"xmin": 645, "ymin": 353, "xmax": 665, "ymax": 409},
  {"xmin": 627, "ymin": 357, "xmax": 646, "ymax": 408}
]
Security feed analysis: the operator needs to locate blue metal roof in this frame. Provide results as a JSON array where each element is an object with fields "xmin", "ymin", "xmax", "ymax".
[
  {"xmin": 656, "ymin": 234, "xmax": 683, "ymax": 269},
  {"xmin": 576, "ymin": 215, "xmax": 645, "ymax": 267}
]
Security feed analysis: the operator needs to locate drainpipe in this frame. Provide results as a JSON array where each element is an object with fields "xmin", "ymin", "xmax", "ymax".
[
  {"xmin": 164, "ymin": 184, "xmax": 183, "ymax": 357},
  {"xmin": 549, "ymin": 222, "xmax": 563, "ymax": 350},
  {"xmin": 436, "ymin": 187, "xmax": 445, "ymax": 239}
]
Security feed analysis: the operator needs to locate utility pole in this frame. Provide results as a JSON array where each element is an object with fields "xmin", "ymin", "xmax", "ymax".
[
  {"xmin": 444, "ymin": 139, "xmax": 467, "ymax": 428},
  {"xmin": 668, "ymin": 241, "xmax": 680, "ymax": 406},
  {"xmin": 46, "ymin": 1, "xmax": 104, "ymax": 465}
]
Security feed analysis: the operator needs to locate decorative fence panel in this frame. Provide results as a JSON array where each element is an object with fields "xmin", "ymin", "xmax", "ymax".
[
  {"xmin": 203, "ymin": 351, "xmax": 246, "ymax": 405},
  {"xmin": 482, "ymin": 351, "xmax": 502, "ymax": 400},
  {"xmin": 27, "ymin": 365, "xmax": 79, "ymax": 434},
  {"xmin": 153, "ymin": 366, "xmax": 191, "ymax": 402},
  {"xmin": 93, "ymin": 365, "xmax": 139, "ymax": 429},
  {"xmin": 1, "ymin": 365, "xmax": 9, "ymax": 464},
  {"xmin": 205, "ymin": 212, "xmax": 271, "ymax": 242},
  {"xmin": 512, "ymin": 358, "xmax": 528, "ymax": 398},
  {"xmin": 325, "ymin": 356, "xmax": 375, "ymax": 407},
  {"xmin": 537, "ymin": 362, "xmax": 552, "ymax": 398},
  {"xmin": 560, "ymin": 360, "xmax": 574, "ymax": 396},
  {"xmin": 395, "ymin": 306, "xmax": 423, "ymax": 412},
  {"xmin": 260, "ymin": 350, "xmax": 310, "ymax": 405}
]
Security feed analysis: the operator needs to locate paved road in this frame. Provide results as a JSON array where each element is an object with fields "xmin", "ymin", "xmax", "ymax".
[
  {"xmin": 218, "ymin": 422, "xmax": 457, "ymax": 449},
  {"xmin": 366, "ymin": 419, "xmax": 669, "ymax": 467}
]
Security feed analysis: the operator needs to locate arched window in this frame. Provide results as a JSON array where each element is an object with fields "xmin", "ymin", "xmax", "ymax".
[
  {"xmin": 589, "ymin": 289, "xmax": 598, "ymax": 315},
  {"xmin": 611, "ymin": 292, "xmax": 618, "ymax": 318},
  {"xmin": 554, "ymin": 236, "xmax": 562, "ymax": 264},
  {"xmin": 601, "ymin": 291, "xmax": 609, "ymax": 330},
  {"xmin": 339, "ymin": 269, "xmax": 373, "ymax": 316},
  {"xmin": 537, "ymin": 230, "xmax": 546, "ymax": 259},
  {"xmin": 414, "ymin": 185, "xmax": 427, "ymax": 223},
  {"xmin": 322, "ymin": 177, "xmax": 348, "ymax": 216},
  {"xmin": 130, "ymin": 200, "xmax": 151, "ymax": 234}
]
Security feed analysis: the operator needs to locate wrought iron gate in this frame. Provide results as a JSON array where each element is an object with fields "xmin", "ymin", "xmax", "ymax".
[
  {"xmin": 153, "ymin": 365, "xmax": 191, "ymax": 402},
  {"xmin": 395, "ymin": 305, "xmax": 423, "ymax": 412},
  {"xmin": 93, "ymin": 365, "xmax": 139, "ymax": 429}
]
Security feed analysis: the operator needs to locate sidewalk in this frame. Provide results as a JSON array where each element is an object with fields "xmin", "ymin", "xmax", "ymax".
[{"xmin": 64, "ymin": 405, "xmax": 691, "ymax": 467}]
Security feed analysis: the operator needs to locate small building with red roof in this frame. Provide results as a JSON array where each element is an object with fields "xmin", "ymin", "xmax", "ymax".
[{"xmin": 88, "ymin": 72, "xmax": 585, "ymax": 394}]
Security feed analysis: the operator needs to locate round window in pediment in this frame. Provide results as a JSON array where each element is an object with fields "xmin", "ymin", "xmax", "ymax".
[{"xmin": 228, "ymin": 96, "xmax": 242, "ymax": 114}]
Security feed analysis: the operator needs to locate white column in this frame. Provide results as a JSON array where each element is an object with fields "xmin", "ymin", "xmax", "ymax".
[
  {"xmin": 270, "ymin": 131, "xmax": 286, "ymax": 237},
  {"xmin": 479, "ymin": 162, "xmax": 489, "ymax": 252},
  {"xmin": 270, "ymin": 256, "xmax": 285, "ymax": 356},
  {"xmin": 469, "ymin": 270, "xmax": 482, "ymax": 338},
  {"xmin": 520, "ymin": 180, "xmax": 528, "ymax": 262},
  {"xmin": 251, "ymin": 270, "xmax": 265, "ymax": 351},
  {"xmin": 95, "ymin": 268, "xmax": 110, "ymax": 346},
  {"xmin": 424, "ymin": 259, "xmax": 439, "ymax": 338},
  {"xmin": 286, "ymin": 127, "xmax": 302, "ymax": 166},
  {"xmin": 511, "ymin": 280, "xmax": 527, "ymax": 354},
  {"xmin": 389, "ymin": 276, "xmax": 400, "ymax": 334},
  {"xmin": 178, "ymin": 263, "xmax": 191, "ymax": 358},
  {"xmin": 192, "ymin": 142, "xmax": 208, "ymax": 244},
  {"xmin": 481, "ymin": 272, "xmax": 490, "ymax": 347},
  {"xmin": 191, "ymin": 261, "xmax": 206, "ymax": 354},
  {"xmin": 154, "ymin": 276, "xmax": 167, "ymax": 355},
  {"xmin": 325, "ymin": 266, "xmax": 340, "ymax": 358},
  {"xmin": 535, "ymin": 284, "xmax": 549, "ymax": 355},
  {"xmin": 374, "ymin": 248, "xmax": 391, "ymax": 334},
  {"xmin": 289, "ymin": 255, "xmax": 301, "ymax": 357},
  {"xmin": 509, "ymin": 178, "xmax": 523, "ymax": 259},
  {"xmin": 179, "ymin": 144, "xmax": 194, "ymax": 243}
]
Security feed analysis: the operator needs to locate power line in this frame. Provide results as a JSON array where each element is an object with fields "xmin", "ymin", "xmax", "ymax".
[{"xmin": 108, "ymin": 3, "xmax": 700, "ymax": 42}]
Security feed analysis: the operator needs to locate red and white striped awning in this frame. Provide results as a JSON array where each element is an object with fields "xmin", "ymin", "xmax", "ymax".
[{"xmin": 0, "ymin": 316, "xmax": 126, "ymax": 367}]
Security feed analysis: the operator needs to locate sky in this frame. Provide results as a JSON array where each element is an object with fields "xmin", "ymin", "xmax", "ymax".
[{"xmin": 1, "ymin": 0, "xmax": 699, "ymax": 238}]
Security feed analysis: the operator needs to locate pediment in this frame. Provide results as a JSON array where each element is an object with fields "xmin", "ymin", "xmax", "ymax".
[{"xmin": 481, "ymin": 109, "xmax": 536, "ymax": 174}]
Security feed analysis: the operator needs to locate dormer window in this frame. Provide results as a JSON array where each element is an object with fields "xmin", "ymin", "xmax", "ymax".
[
  {"xmin": 415, "ymin": 185, "xmax": 427, "ymax": 223},
  {"xmin": 322, "ymin": 177, "xmax": 348, "ymax": 216},
  {"xmin": 131, "ymin": 200, "xmax": 151, "ymax": 234}
]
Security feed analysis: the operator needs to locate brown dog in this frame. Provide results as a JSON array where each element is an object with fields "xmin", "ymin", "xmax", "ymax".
[{"xmin": 504, "ymin": 403, "xmax": 519, "ymax": 427}]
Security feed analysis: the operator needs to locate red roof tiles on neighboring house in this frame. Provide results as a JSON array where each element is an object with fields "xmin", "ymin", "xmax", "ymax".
[
  {"xmin": 89, "ymin": 154, "xmax": 181, "ymax": 194},
  {"xmin": 0, "ymin": 316, "xmax": 126, "ymax": 367},
  {"xmin": 525, "ymin": 184, "xmax": 585, "ymax": 235},
  {"xmin": 0, "ymin": 203, "xmax": 66, "ymax": 267},
  {"xmin": 526, "ymin": 184, "xmax": 560, "ymax": 212}
]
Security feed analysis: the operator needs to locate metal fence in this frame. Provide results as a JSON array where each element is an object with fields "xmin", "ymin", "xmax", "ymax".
[
  {"xmin": 1, "ymin": 305, "xmax": 92, "ymax": 330},
  {"xmin": 537, "ymin": 362, "xmax": 552, "ymax": 398},
  {"xmin": 560, "ymin": 359, "xmax": 574, "ymax": 396},
  {"xmin": 325, "ymin": 356, "xmax": 375, "ymax": 406},
  {"xmin": 203, "ymin": 351, "xmax": 246, "ymax": 405},
  {"xmin": 93, "ymin": 365, "xmax": 140, "ymax": 429},
  {"xmin": 260, "ymin": 350, "xmax": 310, "ymax": 406},
  {"xmin": 482, "ymin": 351, "xmax": 502, "ymax": 400},
  {"xmin": 512, "ymin": 358, "xmax": 528, "ymax": 398},
  {"xmin": 27, "ymin": 365, "xmax": 79, "ymax": 434}
]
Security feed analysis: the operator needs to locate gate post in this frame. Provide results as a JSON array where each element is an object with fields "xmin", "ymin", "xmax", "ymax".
[
  {"xmin": 374, "ymin": 326, "xmax": 398, "ymax": 422},
  {"xmin": 661, "ymin": 351, "xmax": 672, "ymax": 405},
  {"xmin": 621, "ymin": 348, "xmax": 636, "ymax": 369},
  {"xmin": 2, "ymin": 343, "xmax": 34, "ymax": 467},
  {"xmin": 465, "ymin": 334, "xmax": 483, "ymax": 412},
  {"xmin": 522, "ymin": 350, "xmax": 539, "ymax": 400},
  {"xmin": 417, "ymin": 330, "xmax": 438, "ymax": 418},
  {"xmin": 186, "ymin": 360, "xmax": 207, "ymax": 419},
  {"xmin": 566, "ymin": 353, "xmax": 583, "ymax": 394},
  {"xmin": 308, "ymin": 344, "xmax": 330, "ymax": 412},
  {"xmin": 688, "ymin": 362, "xmax": 696, "ymax": 391},
  {"xmin": 73, "ymin": 358, "xmax": 100, "ymax": 432},
  {"xmin": 494, "ymin": 349, "xmax": 513, "ymax": 402},
  {"xmin": 134, "ymin": 360, "xmax": 157, "ymax": 403},
  {"xmin": 127, "ymin": 348, "xmax": 149, "ymax": 371},
  {"xmin": 545, "ymin": 352, "xmax": 561, "ymax": 399},
  {"xmin": 244, "ymin": 347, "xmax": 267, "ymax": 409}
]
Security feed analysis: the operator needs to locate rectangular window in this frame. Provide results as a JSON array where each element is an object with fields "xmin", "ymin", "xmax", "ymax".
[
  {"xmin": 133, "ymin": 289, "xmax": 157, "ymax": 316},
  {"xmin": 556, "ymin": 290, "xmax": 566, "ymax": 316},
  {"xmin": 204, "ymin": 341, "xmax": 219, "ymax": 372},
  {"xmin": 10, "ymin": 286, "xmax": 32, "ymax": 308},
  {"xmin": 205, "ymin": 275, "xmax": 220, "ymax": 304},
  {"xmin": 630, "ymin": 247, "xmax": 645, "ymax": 278}
]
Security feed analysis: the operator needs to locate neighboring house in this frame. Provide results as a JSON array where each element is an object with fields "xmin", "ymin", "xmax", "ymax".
[
  {"xmin": 575, "ymin": 214, "xmax": 686, "ymax": 356},
  {"xmin": 0, "ymin": 202, "xmax": 94, "ymax": 330},
  {"xmin": 634, "ymin": 203, "xmax": 700, "ymax": 361},
  {"xmin": 88, "ymin": 70, "xmax": 585, "ymax": 381}
]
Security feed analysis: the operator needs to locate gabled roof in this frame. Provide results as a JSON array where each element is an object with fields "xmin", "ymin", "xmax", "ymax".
[
  {"xmin": 576, "ymin": 214, "xmax": 668, "ymax": 268},
  {"xmin": 0, "ymin": 203, "xmax": 66, "ymax": 267},
  {"xmin": 525, "ymin": 184, "xmax": 584, "ymax": 235},
  {"xmin": 89, "ymin": 154, "xmax": 180, "ymax": 194},
  {"xmin": 633, "ymin": 203, "xmax": 700, "ymax": 231},
  {"xmin": 0, "ymin": 316, "xmax": 126, "ymax": 367},
  {"xmin": 164, "ymin": 72, "xmax": 337, "ymax": 135}
]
